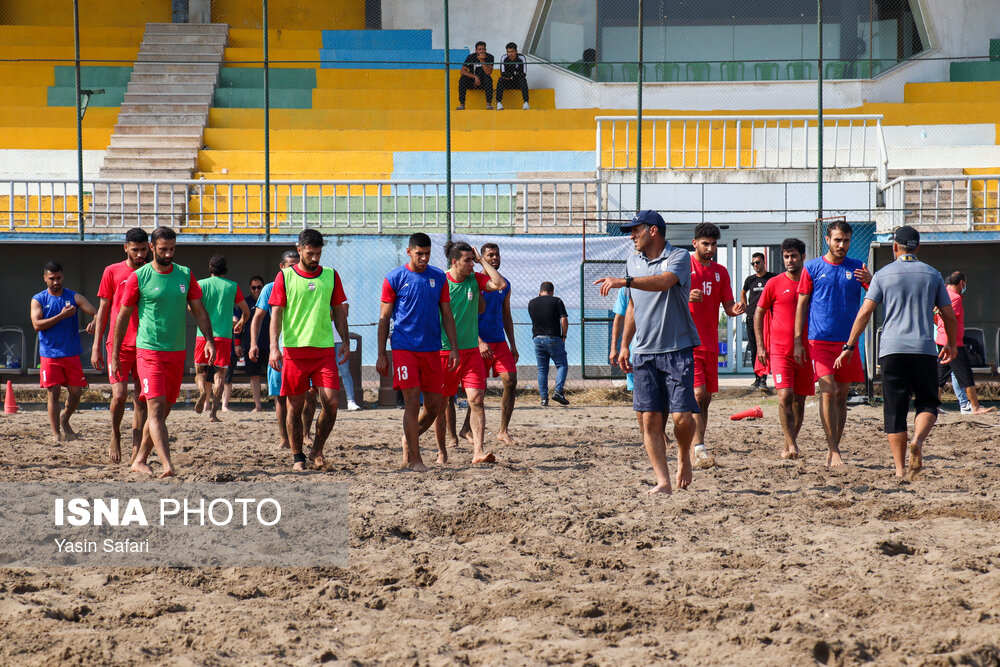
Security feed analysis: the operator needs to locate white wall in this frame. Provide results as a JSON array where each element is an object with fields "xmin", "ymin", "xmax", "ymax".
[
  {"xmin": 381, "ymin": 0, "xmax": 538, "ymax": 54},
  {"xmin": 0, "ymin": 150, "xmax": 106, "ymax": 181}
]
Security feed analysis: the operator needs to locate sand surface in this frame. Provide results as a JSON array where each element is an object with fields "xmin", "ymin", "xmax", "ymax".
[{"xmin": 2, "ymin": 390, "xmax": 1000, "ymax": 665}]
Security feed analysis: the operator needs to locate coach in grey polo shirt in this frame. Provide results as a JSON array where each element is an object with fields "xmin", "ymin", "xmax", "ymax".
[
  {"xmin": 594, "ymin": 210, "xmax": 700, "ymax": 496},
  {"xmin": 835, "ymin": 225, "xmax": 957, "ymax": 480}
]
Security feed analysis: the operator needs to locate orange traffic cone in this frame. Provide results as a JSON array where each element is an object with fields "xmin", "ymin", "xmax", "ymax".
[
  {"xmin": 730, "ymin": 405, "xmax": 762, "ymax": 421},
  {"xmin": 4, "ymin": 380, "xmax": 17, "ymax": 414}
]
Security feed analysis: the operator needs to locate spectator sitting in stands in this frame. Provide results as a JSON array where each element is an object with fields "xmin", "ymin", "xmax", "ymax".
[
  {"xmin": 568, "ymin": 48, "xmax": 597, "ymax": 78},
  {"xmin": 457, "ymin": 41, "xmax": 494, "ymax": 110},
  {"xmin": 496, "ymin": 42, "xmax": 529, "ymax": 110}
]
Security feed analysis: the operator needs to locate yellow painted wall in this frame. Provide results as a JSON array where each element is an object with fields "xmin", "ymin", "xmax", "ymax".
[
  {"xmin": 0, "ymin": 0, "xmax": 169, "ymax": 26},
  {"xmin": 212, "ymin": 0, "xmax": 364, "ymax": 31}
]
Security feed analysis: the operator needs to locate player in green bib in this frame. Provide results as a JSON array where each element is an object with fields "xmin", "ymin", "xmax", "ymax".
[
  {"xmin": 114, "ymin": 226, "xmax": 215, "ymax": 478},
  {"xmin": 193, "ymin": 255, "xmax": 249, "ymax": 423},
  {"xmin": 433, "ymin": 241, "xmax": 506, "ymax": 465}
]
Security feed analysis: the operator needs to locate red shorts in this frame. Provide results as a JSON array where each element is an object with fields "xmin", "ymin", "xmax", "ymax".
[
  {"xmin": 485, "ymin": 340, "xmax": 517, "ymax": 377},
  {"xmin": 810, "ymin": 340, "xmax": 864, "ymax": 384},
  {"xmin": 391, "ymin": 349, "xmax": 444, "ymax": 393},
  {"xmin": 770, "ymin": 353, "xmax": 815, "ymax": 396},
  {"xmin": 692, "ymin": 348, "xmax": 719, "ymax": 393},
  {"xmin": 107, "ymin": 342, "xmax": 138, "ymax": 384},
  {"xmin": 195, "ymin": 337, "xmax": 232, "ymax": 368},
  {"xmin": 40, "ymin": 356, "xmax": 87, "ymax": 389},
  {"xmin": 137, "ymin": 349, "xmax": 185, "ymax": 404},
  {"xmin": 440, "ymin": 348, "xmax": 487, "ymax": 397},
  {"xmin": 281, "ymin": 350, "xmax": 338, "ymax": 396}
]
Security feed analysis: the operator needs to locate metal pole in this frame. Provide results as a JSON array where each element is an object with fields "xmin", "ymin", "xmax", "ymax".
[
  {"xmin": 264, "ymin": 0, "xmax": 271, "ymax": 242},
  {"xmin": 73, "ymin": 0, "xmax": 84, "ymax": 240},
  {"xmin": 444, "ymin": 0, "xmax": 453, "ymax": 241},
  {"xmin": 635, "ymin": 0, "xmax": 643, "ymax": 211},
  {"xmin": 817, "ymin": 0, "xmax": 824, "ymax": 220}
]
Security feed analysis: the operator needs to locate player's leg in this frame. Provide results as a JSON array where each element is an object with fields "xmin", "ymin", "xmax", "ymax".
[
  {"xmin": 310, "ymin": 386, "xmax": 338, "ymax": 466},
  {"xmin": 776, "ymin": 387, "xmax": 797, "ymax": 458},
  {"xmin": 131, "ymin": 385, "xmax": 147, "ymax": 464},
  {"xmin": 817, "ymin": 375, "xmax": 844, "ymax": 466},
  {"xmin": 194, "ymin": 364, "xmax": 209, "ymax": 414},
  {"xmin": 249, "ymin": 374, "xmax": 262, "ymax": 412},
  {"xmin": 108, "ymin": 377, "xmax": 127, "ymax": 462},
  {"xmin": 466, "ymin": 386, "xmax": 494, "ymax": 463},
  {"xmin": 275, "ymin": 396, "xmax": 290, "ymax": 449},
  {"xmin": 221, "ymin": 362, "xmax": 235, "ymax": 411},
  {"xmin": 209, "ymin": 366, "xmax": 226, "ymax": 422},
  {"xmin": 45, "ymin": 386, "xmax": 62, "ymax": 442},
  {"xmin": 641, "ymin": 410, "xmax": 671, "ymax": 494},
  {"xmin": 632, "ymin": 354, "xmax": 670, "ymax": 494},
  {"xmin": 61, "ymin": 384, "xmax": 82, "ymax": 440},
  {"xmin": 303, "ymin": 388, "xmax": 317, "ymax": 446},
  {"xmin": 498, "ymin": 371, "xmax": 518, "ymax": 445},
  {"xmin": 285, "ymin": 392, "xmax": 307, "ymax": 469}
]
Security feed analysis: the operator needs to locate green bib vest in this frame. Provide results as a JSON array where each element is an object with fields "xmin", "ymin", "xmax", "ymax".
[
  {"xmin": 135, "ymin": 262, "xmax": 192, "ymax": 352},
  {"xmin": 197, "ymin": 275, "xmax": 239, "ymax": 339},
  {"xmin": 280, "ymin": 266, "xmax": 335, "ymax": 349},
  {"xmin": 441, "ymin": 272, "xmax": 481, "ymax": 351}
]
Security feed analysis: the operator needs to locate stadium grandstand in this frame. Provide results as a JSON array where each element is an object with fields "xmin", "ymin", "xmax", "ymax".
[{"xmin": 1, "ymin": 0, "xmax": 999, "ymax": 383}]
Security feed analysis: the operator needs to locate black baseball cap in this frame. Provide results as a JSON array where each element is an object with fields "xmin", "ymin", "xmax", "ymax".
[
  {"xmin": 620, "ymin": 210, "xmax": 666, "ymax": 233},
  {"xmin": 893, "ymin": 225, "xmax": 920, "ymax": 249}
]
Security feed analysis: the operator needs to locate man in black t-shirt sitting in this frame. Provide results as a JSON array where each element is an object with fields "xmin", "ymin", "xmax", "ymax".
[
  {"xmin": 496, "ymin": 42, "xmax": 529, "ymax": 110},
  {"xmin": 740, "ymin": 252, "xmax": 776, "ymax": 389},
  {"xmin": 528, "ymin": 281, "xmax": 570, "ymax": 406},
  {"xmin": 457, "ymin": 41, "xmax": 494, "ymax": 110}
]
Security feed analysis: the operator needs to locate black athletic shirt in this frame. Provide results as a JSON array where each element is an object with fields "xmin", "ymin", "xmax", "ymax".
[
  {"xmin": 528, "ymin": 295, "xmax": 568, "ymax": 337},
  {"xmin": 463, "ymin": 52, "xmax": 494, "ymax": 76},
  {"xmin": 742, "ymin": 272, "xmax": 776, "ymax": 312},
  {"xmin": 501, "ymin": 54, "xmax": 527, "ymax": 78}
]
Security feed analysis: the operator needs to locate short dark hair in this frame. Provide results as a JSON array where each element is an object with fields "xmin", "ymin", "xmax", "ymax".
[
  {"xmin": 694, "ymin": 223, "xmax": 721, "ymax": 241},
  {"xmin": 475, "ymin": 41, "xmax": 486, "ymax": 48},
  {"xmin": 826, "ymin": 220, "xmax": 853, "ymax": 236},
  {"xmin": 298, "ymin": 228, "xmax": 324, "ymax": 248},
  {"xmin": 43, "ymin": 260, "xmax": 62, "ymax": 274},
  {"xmin": 780, "ymin": 237, "xmax": 806, "ymax": 256},
  {"xmin": 481, "ymin": 242, "xmax": 499, "ymax": 255},
  {"xmin": 539, "ymin": 281, "xmax": 554, "ymax": 294},
  {"xmin": 444, "ymin": 240, "xmax": 473, "ymax": 264},
  {"xmin": 125, "ymin": 227, "xmax": 148, "ymax": 244},
  {"xmin": 945, "ymin": 271, "xmax": 966, "ymax": 286},
  {"xmin": 150, "ymin": 226, "xmax": 176, "ymax": 244},
  {"xmin": 408, "ymin": 233, "xmax": 431, "ymax": 249},
  {"xmin": 506, "ymin": 42, "xmax": 517, "ymax": 51},
  {"xmin": 751, "ymin": 252, "xmax": 765, "ymax": 261},
  {"xmin": 208, "ymin": 254, "xmax": 228, "ymax": 275},
  {"xmin": 250, "ymin": 275, "xmax": 265, "ymax": 285},
  {"xmin": 280, "ymin": 249, "xmax": 299, "ymax": 264}
]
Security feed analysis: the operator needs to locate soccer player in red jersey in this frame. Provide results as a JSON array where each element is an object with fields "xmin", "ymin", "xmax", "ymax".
[
  {"xmin": 91, "ymin": 227, "xmax": 149, "ymax": 463},
  {"xmin": 754, "ymin": 238, "xmax": 812, "ymax": 459},
  {"xmin": 114, "ymin": 226, "xmax": 215, "ymax": 478},
  {"xmin": 687, "ymin": 223, "xmax": 745, "ymax": 469}
]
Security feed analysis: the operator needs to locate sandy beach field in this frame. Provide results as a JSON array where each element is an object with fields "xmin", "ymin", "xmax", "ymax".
[{"xmin": 2, "ymin": 387, "xmax": 1000, "ymax": 665}]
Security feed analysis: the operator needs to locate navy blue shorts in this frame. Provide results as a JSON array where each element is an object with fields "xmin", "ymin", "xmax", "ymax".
[{"xmin": 632, "ymin": 349, "xmax": 700, "ymax": 414}]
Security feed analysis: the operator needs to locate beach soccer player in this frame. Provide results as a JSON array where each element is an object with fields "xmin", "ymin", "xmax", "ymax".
[
  {"xmin": 434, "ymin": 241, "xmax": 506, "ymax": 465},
  {"xmin": 114, "ymin": 226, "xmax": 216, "ymax": 478},
  {"xmin": 30, "ymin": 260, "xmax": 98, "ymax": 443},
  {"xmin": 594, "ymin": 210, "xmax": 701, "ymax": 495},
  {"xmin": 688, "ymin": 223, "xmax": 745, "ymax": 469},
  {"xmin": 194, "ymin": 254, "xmax": 250, "ymax": 422},
  {"xmin": 376, "ymin": 233, "xmax": 460, "ymax": 472},
  {"xmin": 794, "ymin": 219, "xmax": 871, "ymax": 467},
  {"xmin": 834, "ymin": 226, "xmax": 956, "ymax": 479},
  {"xmin": 935, "ymin": 271, "xmax": 995, "ymax": 415},
  {"xmin": 91, "ymin": 227, "xmax": 149, "ymax": 463},
  {"xmin": 458, "ymin": 242, "xmax": 519, "ymax": 446},
  {"xmin": 249, "ymin": 250, "xmax": 317, "ymax": 450},
  {"xmin": 754, "ymin": 238, "xmax": 812, "ymax": 459},
  {"xmin": 268, "ymin": 229, "xmax": 349, "ymax": 471}
]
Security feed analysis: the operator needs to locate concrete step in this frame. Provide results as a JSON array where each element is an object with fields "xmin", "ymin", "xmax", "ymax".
[
  {"xmin": 127, "ymin": 72, "xmax": 218, "ymax": 85},
  {"xmin": 141, "ymin": 35, "xmax": 227, "ymax": 46},
  {"xmin": 120, "ymin": 103, "xmax": 211, "ymax": 115},
  {"xmin": 103, "ymin": 156, "xmax": 198, "ymax": 171},
  {"xmin": 132, "ymin": 62, "xmax": 220, "ymax": 75},
  {"xmin": 123, "ymin": 92, "xmax": 213, "ymax": 105},
  {"xmin": 145, "ymin": 23, "xmax": 229, "ymax": 36},
  {"xmin": 140, "ymin": 43, "xmax": 226, "ymax": 55},
  {"xmin": 113, "ymin": 125, "xmax": 204, "ymax": 137},
  {"xmin": 93, "ymin": 187, "xmax": 189, "ymax": 204},
  {"xmin": 127, "ymin": 82, "xmax": 216, "ymax": 95},
  {"xmin": 116, "ymin": 113, "xmax": 207, "ymax": 126},
  {"xmin": 99, "ymin": 169, "xmax": 194, "ymax": 179},
  {"xmin": 110, "ymin": 134, "xmax": 204, "ymax": 148},
  {"xmin": 137, "ymin": 52, "xmax": 225, "ymax": 63},
  {"xmin": 105, "ymin": 146, "xmax": 198, "ymax": 159}
]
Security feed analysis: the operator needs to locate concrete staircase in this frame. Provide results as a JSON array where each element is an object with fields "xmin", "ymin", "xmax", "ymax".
[
  {"xmin": 515, "ymin": 172, "xmax": 599, "ymax": 232},
  {"xmin": 90, "ymin": 23, "xmax": 228, "ymax": 227},
  {"xmin": 881, "ymin": 168, "xmax": 974, "ymax": 230}
]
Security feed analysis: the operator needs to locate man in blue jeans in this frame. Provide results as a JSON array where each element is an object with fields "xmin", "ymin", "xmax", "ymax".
[{"xmin": 528, "ymin": 282, "xmax": 569, "ymax": 406}]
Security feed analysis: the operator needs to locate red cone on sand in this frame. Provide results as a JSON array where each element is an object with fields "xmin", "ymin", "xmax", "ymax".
[
  {"xmin": 730, "ymin": 405, "xmax": 762, "ymax": 421},
  {"xmin": 4, "ymin": 380, "xmax": 17, "ymax": 414}
]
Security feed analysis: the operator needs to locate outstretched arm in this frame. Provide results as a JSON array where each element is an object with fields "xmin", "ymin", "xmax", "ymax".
[{"xmin": 594, "ymin": 271, "xmax": 679, "ymax": 297}]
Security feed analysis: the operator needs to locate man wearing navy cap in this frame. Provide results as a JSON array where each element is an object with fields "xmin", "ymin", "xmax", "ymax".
[
  {"xmin": 594, "ymin": 211, "xmax": 701, "ymax": 495},
  {"xmin": 834, "ymin": 225, "xmax": 957, "ymax": 479}
]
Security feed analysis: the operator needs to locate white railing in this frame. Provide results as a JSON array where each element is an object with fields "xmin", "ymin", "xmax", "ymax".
[
  {"xmin": 881, "ymin": 174, "xmax": 1000, "ymax": 230},
  {"xmin": 2, "ymin": 177, "xmax": 602, "ymax": 234},
  {"xmin": 595, "ymin": 114, "xmax": 887, "ymax": 181}
]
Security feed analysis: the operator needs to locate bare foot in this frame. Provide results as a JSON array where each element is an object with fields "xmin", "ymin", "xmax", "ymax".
[
  {"xmin": 292, "ymin": 461, "xmax": 305, "ymax": 471},
  {"xmin": 404, "ymin": 460, "xmax": 429, "ymax": 472},
  {"xmin": 972, "ymin": 406, "xmax": 996, "ymax": 414},
  {"xmin": 646, "ymin": 482, "xmax": 672, "ymax": 495},
  {"xmin": 194, "ymin": 393, "xmax": 206, "ymax": 414},
  {"xmin": 905, "ymin": 442, "xmax": 923, "ymax": 480},
  {"xmin": 436, "ymin": 450, "xmax": 448, "ymax": 464},
  {"xmin": 109, "ymin": 438, "xmax": 122, "ymax": 464},
  {"xmin": 60, "ymin": 418, "xmax": 78, "ymax": 442},
  {"xmin": 497, "ymin": 431, "xmax": 518, "ymax": 446},
  {"xmin": 303, "ymin": 435, "xmax": 314, "ymax": 449},
  {"xmin": 676, "ymin": 459, "xmax": 692, "ymax": 490},
  {"xmin": 251, "ymin": 407, "xmax": 262, "ymax": 413},
  {"xmin": 826, "ymin": 449, "xmax": 845, "ymax": 467},
  {"xmin": 472, "ymin": 452, "xmax": 496, "ymax": 464},
  {"xmin": 221, "ymin": 406, "xmax": 231, "ymax": 412},
  {"xmin": 159, "ymin": 467, "xmax": 176, "ymax": 479},
  {"xmin": 780, "ymin": 446, "xmax": 800, "ymax": 460},
  {"xmin": 278, "ymin": 440, "xmax": 290, "ymax": 450},
  {"xmin": 208, "ymin": 414, "xmax": 221, "ymax": 423},
  {"xmin": 309, "ymin": 451, "xmax": 326, "ymax": 468},
  {"xmin": 459, "ymin": 428, "xmax": 474, "ymax": 444},
  {"xmin": 131, "ymin": 460, "xmax": 153, "ymax": 475},
  {"xmin": 50, "ymin": 434, "xmax": 61, "ymax": 445}
]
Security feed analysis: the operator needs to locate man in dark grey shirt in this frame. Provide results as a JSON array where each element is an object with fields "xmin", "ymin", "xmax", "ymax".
[
  {"xmin": 835, "ymin": 225, "xmax": 957, "ymax": 480},
  {"xmin": 594, "ymin": 210, "xmax": 700, "ymax": 495}
]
